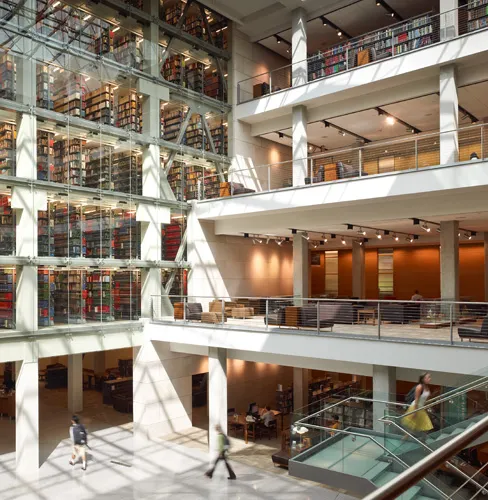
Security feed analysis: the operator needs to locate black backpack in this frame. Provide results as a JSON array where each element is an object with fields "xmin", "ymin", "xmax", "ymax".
[
  {"xmin": 405, "ymin": 385, "xmax": 418, "ymax": 405},
  {"xmin": 223, "ymin": 434, "xmax": 230, "ymax": 451},
  {"xmin": 73, "ymin": 424, "xmax": 87, "ymax": 445}
]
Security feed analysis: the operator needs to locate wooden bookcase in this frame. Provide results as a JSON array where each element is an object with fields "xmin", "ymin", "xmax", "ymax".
[
  {"xmin": 38, "ymin": 268, "xmax": 55, "ymax": 327},
  {"xmin": 53, "ymin": 270, "xmax": 87, "ymax": 324},
  {"xmin": 86, "ymin": 270, "xmax": 114, "ymax": 322},
  {"xmin": 0, "ymin": 122, "xmax": 15, "ymax": 176},
  {"xmin": 113, "ymin": 270, "xmax": 141, "ymax": 320},
  {"xmin": 467, "ymin": 0, "xmax": 488, "ymax": 32},
  {"xmin": 37, "ymin": 130, "xmax": 54, "ymax": 182},
  {"xmin": 0, "ymin": 267, "xmax": 15, "ymax": 329}
]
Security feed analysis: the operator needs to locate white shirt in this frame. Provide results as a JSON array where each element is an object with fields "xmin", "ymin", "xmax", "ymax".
[
  {"xmin": 262, "ymin": 411, "xmax": 275, "ymax": 427},
  {"xmin": 411, "ymin": 294, "xmax": 423, "ymax": 301}
]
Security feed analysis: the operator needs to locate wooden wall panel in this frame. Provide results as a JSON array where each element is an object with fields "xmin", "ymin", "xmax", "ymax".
[
  {"xmin": 311, "ymin": 251, "xmax": 325, "ymax": 295},
  {"xmin": 459, "ymin": 244, "xmax": 484, "ymax": 301},
  {"xmin": 338, "ymin": 250, "xmax": 352, "ymax": 297},
  {"xmin": 365, "ymin": 249, "xmax": 378, "ymax": 299}
]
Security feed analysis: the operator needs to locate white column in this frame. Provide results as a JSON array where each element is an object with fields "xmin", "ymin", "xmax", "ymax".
[
  {"xmin": 291, "ymin": 7, "xmax": 308, "ymax": 87},
  {"xmin": 293, "ymin": 232, "xmax": 309, "ymax": 304},
  {"xmin": 209, "ymin": 347, "xmax": 227, "ymax": 452},
  {"xmin": 440, "ymin": 65, "xmax": 458, "ymax": 165},
  {"xmin": 293, "ymin": 367, "xmax": 309, "ymax": 411},
  {"xmin": 16, "ymin": 346, "xmax": 39, "ymax": 480},
  {"xmin": 440, "ymin": 221, "xmax": 459, "ymax": 302},
  {"xmin": 133, "ymin": 342, "xmax": 193, "ymax": 444},
  {"xmin": 15, "ymin": 0, "xmax": 36, "ymax": 108},
  {"xmin": 68, "ymin": 354, "xmax": 83, "ymax": 413},
  {"xmin": 484, "ymin": 233, "xmax": 488, "ymax": 301},
  {"xmin": 440, "ymin": 0, "xmax": 458, "ymax": 41},
  {"xmin": 352, "ymin": 241, "xmax": 365, "ymax": 299},
  {"xmin": 292, "ymin": 105, "xmax": 308, "ymax": 186},
  {"xmin": 142, "ymin": 0, "xmax": 161, "ymax": 79},
  {"xmin": 373, "ymin": 365, "xmax": 396, "ymax": 432}
]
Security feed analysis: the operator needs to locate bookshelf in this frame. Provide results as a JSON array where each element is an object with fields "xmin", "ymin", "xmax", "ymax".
[
  {"xmin": 86, "ymin": 270, "xmax": 114, "ymax": 321},
  {"xmin": 53, "ymin": 269, "xmax": 86, "ymax": 324},
  {"xmin": 185, "ymin": 15, "xmax": 204, "ymax": 39},
  {"xmin": 38, "ymin": 268, "xmax": 54, "ymax": 327},
  {"xmin": 113, "ymin": 33, "xmax": 143, "ymax": 70},
  {"xmin": 36, "ymin": 65, "xmax": 54, "ymax": 110},
  {"xmin": 113, "ymin": 270, "xmax": 141, "ymax": 320},
  {"xmin": 276, "ymin": 388, "xmax": 293, "ymax": 415},
  {"xmin": 53, "ymin": 74, "xmax": 86, "ymax": 118},
  {"xmin": 162, "ymin": 268, "xmax": 187, "ymax": 298},
  {"xmin": 113, "ymin": 209, "xmax": 140, "ymax": 259},
  {"xmin": 85, "ymin": 145, "xmax": 114, "ymax": 190},
  {"xmin": 53, "ymin": 138, "xmax": 86, "ymax": 186},
  {"xmin": 185, "ymin": 62, "xmax": 205, "ymax": 93},
  {"xmin": 0, "ymin": 196, "xmax": 14, "ymax": 256},
  {"xmin": 37, "ymin": 130, "xmax": 54, "ymax": 181},
  {"xmin": 0, "ymin": 122, "xmax": 15, "ymax": 176},
  {"xmin": 164, "ymin": 3, "xmax": 183, "ymax": 26},
  {"xmin": 84, "ymin": 208, "xmax": 112, "ymax": 258},
  {"xmin": 209, "ymin": 17, "xmax": 228, "ymax": 49},
  {"xmin": 52, "ymin": 203, "xmax": 86, "ymax": 257},
  {"xmin": 167, "ymin": 161, "xmax": 185, "ymax": 200},
  {"xmin": 204, "ymin": 69, "xmax": 224, "ymax": 100},
  {"xmin": 90, "ymin": 26, "xmax": 113, "ymax": 56},
  {"xmin": 0, "ymin": 54, "xmax": 15, "ymax": 101},
  {"xmin": 38, "ymin": 205, "xmax": 54, "ymax": 257},
  {"xmin": 208, "ymin": 122, "xmax": 228, "ymax": 155},
  {"xmin": 185, "ymin": 115, "xmax": 203, "ymax": 150},
  {"xmin": 116, "ymin": 92, "xmax": 141, "ymax": 132},
  {"xmin": 162, "ymin": 106, "xmax": 185, "ymax": 142},
  {"xmin": 162, "ymin": 55, "xmax": 185, "ymax": 86},
  {"xmin": 85, "ymin": 85, "xmax": 114, "ymax": 125},
  {"xmin": 0, "ymin": 268, "xmax": 15, "ymax": 329},
  {"xmin": 162, "ymin": 220, "xmax": 182, "ymax": 260},
  {"xmin": 113, "ymin": 152, "xmax": 142, "ymax": 195},
  {"xmin": 467, "ymin": 1, "xmax": 488, "ymax": 32}
]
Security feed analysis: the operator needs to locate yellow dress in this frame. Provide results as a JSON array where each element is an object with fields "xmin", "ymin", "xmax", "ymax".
[{"xmin": 401, "ymin": 388, "xmax": 433, "ymax": 432}]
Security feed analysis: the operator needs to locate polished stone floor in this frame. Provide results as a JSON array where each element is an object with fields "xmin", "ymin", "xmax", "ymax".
[{"xmin": 0, "ymin": 424, "xmax": 356, "ymax": 500}]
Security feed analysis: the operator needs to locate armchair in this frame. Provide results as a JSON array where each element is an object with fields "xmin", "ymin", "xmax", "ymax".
[
  {"xmin": 336, "ymin": 161, "xmax": 368, "ymax": 180},
  {"xmin": 185, "ymin": 302, "xmax": 203, "ymax": 321}
]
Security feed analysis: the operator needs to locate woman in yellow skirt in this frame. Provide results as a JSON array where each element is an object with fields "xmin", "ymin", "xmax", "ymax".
[{"xmin": 402, "ymin": 373, "xmax": 434, "ymax": 433}]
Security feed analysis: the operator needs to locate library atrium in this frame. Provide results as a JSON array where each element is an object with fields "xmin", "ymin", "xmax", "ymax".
[{"xmin": 2, "ymin": 0, "xmax": 488, "ymax": 498}]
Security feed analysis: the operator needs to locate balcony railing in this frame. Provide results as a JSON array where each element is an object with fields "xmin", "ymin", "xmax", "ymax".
[
  {"xmin": 186, "ymin": 123, "xmax": 487, "ymax": 201},
  {"xmin": 237, "ymin": 4, "xmax": 482, "ymax": 104},
  {"xmin": 151, "ymin": 295, "xmax": 488, "ymax": 349}
]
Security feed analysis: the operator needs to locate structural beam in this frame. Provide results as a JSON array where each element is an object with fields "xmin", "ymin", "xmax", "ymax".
[{"xmin": 208, "ymin": 347, "xmax": 227, "ymax": 452}]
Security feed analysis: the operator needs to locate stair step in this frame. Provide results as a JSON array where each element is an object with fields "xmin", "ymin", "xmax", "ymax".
[
  {"xmin": 450, "ymin": 427, "xmax": 464, "ymax": 436},
  {"xmin": 374, "ymin": 471, "xmax": 421, "ymax": 500},
  {"xmin": 363, "ymin": 461, "xmax": 391, "ymax": 481}
]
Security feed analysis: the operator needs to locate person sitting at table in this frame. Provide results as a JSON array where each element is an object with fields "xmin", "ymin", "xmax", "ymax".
[
  {"xmin": 411, "ymin": 290, "xmax": 423, "ymax": 301},
  {"xmin": 261, "ymin": 406, "xmax": 275, "ymax": 427},
  {"xmin": 330, "ymin": 415, "xmax": 341, "ymax": 436}
]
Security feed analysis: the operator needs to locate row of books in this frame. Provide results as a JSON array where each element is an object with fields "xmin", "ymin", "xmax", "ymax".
[{"xmin": 167, "ymin": 162, "xmax": 221, "ymax": 201}]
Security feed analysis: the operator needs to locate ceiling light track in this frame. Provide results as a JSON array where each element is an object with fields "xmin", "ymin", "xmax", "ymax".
[
  {"xmin": 319, "ymin": 16, "xmax": 352, "ymax": 39},
  {"xmin": 322, "ymin": 120, "xmax": 371, "ymax": 143},
  {"xmin": 376, "ymin": 107, "xmax": 421, "ymax": 134},
  {"xmin": 411, "ymin": 218, "xmax": 477, "ymax": 239},
  {"xmin": 375, "ymin": 0, "xmax": 403, "ymax": 21}
]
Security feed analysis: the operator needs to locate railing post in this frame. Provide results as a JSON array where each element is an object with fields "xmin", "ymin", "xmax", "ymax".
[
  {"xmin": 450, "ymin": 303, "xmax": 454, "ymax": 345},
  {"xmin": 345, "ymin": 47, "xmax": 349, "ymax": 71},
  {"xmin": 221, "ymin": 298, "xmax": 225, "ymax": 326},
  {"xmin": 415, "ymin": 138, "xmax": 418, "ymax": 170},
  {"xmin": 269, "ymin": 71, "xmax": 272, "ymax": 95},
  {"xmin": 237, "ymin": 82, "xmax": 241, "ymax": 105},
  {"xmin": 391, "ymin": 30, "xmax": 395, "ymax": 58},
  {"xmin": 183, "ymin": 297, "xmax": 187, "ymax": 322},
  {"xmin": 268, "ymin": 164, "xmax": 271, "ymax": 191},
  {"xmin": 265, "ymin": 299, "xmax": 269, "ymax": 330},
  {"xmin": 316, "ymin": 300, "xmax": 320, "ymax": 334},
  {"xmin": 482, "ymin": 125, "xmax": 485, "ymax": 160},
  {"xmin": 358, "ymin": 147, "xmax": 363, "ymax": 177},
  {"xmin": 377, "ymin": 302, "xmax": 381, "ymax": 339}
]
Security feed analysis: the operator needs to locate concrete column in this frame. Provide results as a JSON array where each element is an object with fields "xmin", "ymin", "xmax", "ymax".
[
  {"xmin": 15, "ymin": 0, "xmax": 36, "ymax": 108},
  {"xmin": 440, "ymin": 65, "xmax": 458, "ymax": 165},
  {"xmin": 440, "ymin": 221, "xmax": 459, "ymax": 302},
  {"xmin": 352, "ymin": 241, "xmax": 365, "ymax": 299},
  {"xmin": 16, "ymin": 345, "xmax": 39, "ymax": 480},
  {"xmin": 68, "ymin": 354, "xmax": 83, "ymax": 413},
  {"xmin": 142, "ymin": 0, "xmax": 161, "ymax": 79},
  {"xmin": 208, "ymin": 347, "xmax": 227, "ymax": 452},
  {"xmin": 484, "ymin": 233, "xmax": 488, "ymax": 301},
  {"xmin": 440, "ymin": 0, "xmax": 458, "ymax": 41},
  {"xmin": 373, "ymin": 365, "xmax": 396, "ymax": 432},
  {"xmin": 293, "ymin": 367, "xmax": 309, "ymax": 411},
  {"xmin": 292, "ymin": 105, "xmax": 308, "ymax": 186},
  {"xmin": 291, "ymin": 8, "xmax": 308, "ymax": 87},
  {"xmin": 293, "ymin": 232, "xmax": 309, "ymax": 304},
  {"xmin": 133, "ymin": 342, "xmax": 193, "ymax": 444}
]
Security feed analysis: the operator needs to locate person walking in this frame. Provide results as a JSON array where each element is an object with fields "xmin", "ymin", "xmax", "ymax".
[
  {"xmin": 205, "ymin": 425, "xmax": 236, "ymax": 480},
  {"xmin": 402, "ymin": 373, "xmax": 434, "ymax": 434},
  {"xmin": 69, "ymin": 415, "xmax": 88, "ymax": 470}
]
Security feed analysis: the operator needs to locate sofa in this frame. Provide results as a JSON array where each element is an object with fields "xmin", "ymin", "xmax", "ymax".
[
  {"xmin": 299, "ymin": 304, "xmax": 334, "ymax": 330},
  {"xmin": 380, "ymin": 303, "xmax": 421, "ymax": 324},
  {"xmin": 266, "ymin": 305, "xmax": 286, "ymax": 326},
  {"xmin": 458, "ymin": 316, "xmax": 488, "ymax": 342},
  {"xmin": 305, "ymin": 165, "xmax": 325, "ymax": 185},
  {"xmin": 336, "ymin": 161, "xmax": 368, "ymax": 180},
  {"xmin": 320, "ymin": 302, "xmax": 357, "ymax": 324},
  {"xmin": 185, "ymin": 302, "xmax": 203, "ymax": 321},
  {"xmin": 219, "ymin": 182, "xmax": 255, "ymax": 197}
]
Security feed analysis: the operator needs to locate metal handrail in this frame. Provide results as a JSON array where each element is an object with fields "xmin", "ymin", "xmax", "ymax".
[
  {"xmin": 295, "ymin": 423, "xmax": 449, "ymax": 499},
  {"xmin": 380, "ymin": 417, "xmax": 488, "ymax": 496},
  {"xmin": 363, "ymin": 415, "xmax": 488, "ymax": 499}
]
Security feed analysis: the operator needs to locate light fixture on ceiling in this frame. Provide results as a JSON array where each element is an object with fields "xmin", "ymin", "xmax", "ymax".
[
  {"xmin": 407, "ymin": 236, "xmax": 413, "ymax": 243},
  {"xmin": 393, "ymin": 233, "xmax": 399, "ymax": 241},
  {"xmin": 385, "ymin": 116, "xmax": 396, "ymax": 126},
  {"xmin": 83, "ymin": 14, "xmax": 91, "ymax": 21},
  {"xmin": 436, "ymin": 226, "xmax": 441, "ymax": 233},
  {"xmin": 275, "ymin": 35, "xmax": 281, "ymax": 44},
  {"xmin": 338, "ymin": 130, "xmax": 346, "ymax": 137},
  {"xmin": 309, "ymin": 145, "xmax": 313, "ymax": 151},
  {"xmin": 465, "ymin": 232, "xmax": 472, "ymax": 240},
  {"xmin": 358, "ymin": 227, "xmax": 366, "ymax": 236},
  {"xmin": 302, "ymin": 232, "xmax": 310, "ymax": 241},
  {"xmin": 421, "ymin": 223, "xmax": 431, "ymax": 233},
  {"xmin": 321, "ymin": 16, "xmax": 327, "ymax": 26},
  {"xmin": 376, "ymin": 230, "xmax": 382, "ymax": 239},
  {"xmin": 341, "ymin": 237, "xmax": 346, "ymax": 245},
  {"xmin": 312, "ymin": 241, "xmax": 318, "ymax": 249},
  {"xmin": 331, "ymin": 234, "xmax": 336, "ymax": 239},
  {"xmin": 347, "ymin": 224, "xmax": 354, "ymax": 230},
  {"xmin": 320, "ymin": 239, "xmax": 325, "ymax": 245},
  {"xmin": 322, "ymin": 234, "xmax": 328, "ymax": 243},
  {"xmin": 278, "ymin": 132, "xmax": 284, "ymax": 139},
  {"xmin": 275, "ymin": 238, "xmax": 283, "ymax": 246},
  {"xmin": 337, "ymin": 30, "xmax": 342, "ymax": 37}
]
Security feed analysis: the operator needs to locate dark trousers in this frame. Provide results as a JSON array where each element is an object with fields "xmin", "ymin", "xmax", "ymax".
[{"xmin": 206, "ymin": 452, "xmax": 236, "ymax": 479}]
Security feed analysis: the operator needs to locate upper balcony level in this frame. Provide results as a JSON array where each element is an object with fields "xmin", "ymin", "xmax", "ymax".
[{"xmin": 236, "ymin": 5, "xmax": 488, "ymax": 124}]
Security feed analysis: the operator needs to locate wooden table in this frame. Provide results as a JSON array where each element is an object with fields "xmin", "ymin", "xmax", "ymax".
[
  {"xmin": 358, "ymin": 308, "xmax": 376, "ymax": 325},
  {"xmin": 419, "ymin": 321, "xmax": 451, "ymax": 329},
  {"xmin": 228, "ymin": 408, "xmax": 283, "ymax": 444},
  {"xmin": 285, "ymin": 306, "xmax": 301, "ymax": 327}
]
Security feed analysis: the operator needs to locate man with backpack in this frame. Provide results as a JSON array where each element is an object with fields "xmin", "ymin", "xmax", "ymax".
[
  {"xmin": 205, "ymin": 425, "xmax": 236, "ymax": 480},
  {"xmin": 69, "ymin": 415, "xmax": 88, "ymax": 470}
]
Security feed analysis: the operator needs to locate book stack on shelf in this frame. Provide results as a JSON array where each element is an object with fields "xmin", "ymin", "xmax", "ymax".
[
  {"xmin": 38, "ymin": 269, "xmax": 54, "ymax": 327},
  {"xmin": 0, "ymin": 54, "xmax": 15, "ymax": 101},
  {"xmin": 392, "ymin": 15, "xmax": 433, "ymax": 55},
  {"xmin": 37, "ymin": 130, "xmax": 54, "ymax": 181},
  {"xmin": 0, "ymin": 123, "xmax": 15, "ymax": 176},
  {"xmin": 116, "ymin": 92, "xmax": 141, "ymax": 132},
  {"xmin": 0, "ymin": 196, "xmax": 14, "ymax": 256},
  {"xmin": 54, "ymin": 270, "xmax": 86, "ymax": 324},
  {"xmin": 113, "ymin": 270, "xmax": 140, "ymax": 320},
  {"xmin": 113, "ymin": 209, "xmax": 139, "ymax": 259},
  {"xmin": 162, "ymin": 55, "xmax": 184, "ymax": 86},
  {"xmin": 36, "ymin": 65, "xmax": 54, "ymax": 110},
  {"xmin": 86, "ymin": 270, "xmax": 114, "ymax": 321},
  {"xmin": 204, "ymin": 69, "xmax": 224, "ymax": 100},
  {"xmin": 308, "ymin": 48, "xmax": 348, "ymax": 81},
  {"xmin": 0, "ymin": 268, "xmax": 15, "ymax": 329},
  {"xmin": 164, "ymin": 3, "xmax": 183, "ymax": 26},
  {"xmin": 209, "ymin": 18, "xmax": 228, "ymax": 49},
  {"xmin": 52, "ymin": 203, "xmax": 86, "ymax": 257},
  {"xmin": 167, "ymin": 161, "xmax": 185, "ymax": 201},
  {"xmin": 467, "ymin": 1, "xmax": 488, "ymax": 32},
  {"xmin": 85, "ymin": 208, "xmax": 112, "ymax": 258},
  {"xmin": 85, "ymin": 145, "xmax": 114, "ymax": 190},
  {"xmin": 126, "ymin": 0, "xmax": 143, "ymax": 7},
  {"xmin": 38, "ymin": 207, "xmax": 54, "ymax": 257},
  {"xmin": 113, "ymin": 33, "xmax": 143, "ymax": 70},
  {"xmin": 53, "ymin": 74, "xmax": 86, "ymax": 118},
  {"xmin": 185, "ymin": 16, "xmax": 204, "ymax": 39},
  {"xmin": 53, "ymin": 138, "xmax": 86, "ymax": 185},
  {"xmin": 186, "ymin": 165, "xmax": 209, "ymax": 200},
  {"xmin": 208, "ymin": 122, "xmax": 227, "ymax": 155},
  {"xmin": 113, "ymin": 153, "xmax": 142, "ymax": 195},
  {"xmin": 90, "ymin": 26, "xmax": 114, "ymax": 56},
  {"xmin": 185, "ymin": 62, "xmax": 205, "ymax": 93},
  {"xmin": 162, "ymin": 108, "xmax": 184, "ymax": 141},
  {"xmin": 85, "ymin": 85, "xmax": 114, "ymax": 125},
  {"xmin": 162, "ymin": 220, "xmax": 182, "ymax": 260},
  {"xmin": 185, "ymin": 115, "xmax": 203, "ymax": 150},
  {"xmin": 276, "ymin": 387, "xmax": 293, "ymax": 415},
  {"xmin": 162, "ymin": 269, "xmax": 187, "ymax": 298}
]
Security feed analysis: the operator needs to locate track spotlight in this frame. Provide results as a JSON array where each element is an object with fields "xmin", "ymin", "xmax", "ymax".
[
  {"xmin": 244, "ymin": 233, "xmax": 249, "ymax": 238},
  {"xmin": 406, "ymin": 236, "xmax": 413, "ymax": 243},
  {"xmin": 347, "ymin": 224, "xmax": 354, "ymax": 230},
  {"xmin": 302, "ymin": 232, "xmax": 310, "ymax": 241},
  {"xmin": 413, "ymin": 235, "xmax": 419, "ymax": 240},
  {"xmin": 384, "ymin": 230, "xmax": 390, "ymax": 236},
  {"xmin": 331, "ymin": 234, "xmax": 336, "ymax": 239},
  {"xmin": 276, "ymin": 238, "xmax": 283, "ymax": 246},
  {"xmin": 358, "ymin": 227, "xmax": 366, "ymax": 236},
  {"xmin": 321, "ymin": 16, "xmax": 327, "ymax": 26},
  {"xmin": 385, "ymin": 116, "xmax": 396, "ymax": 126},
  {"xmin": 291, "ymin": 229, "xmax": 297, "ymax": 234},
  {"xmin": 337, "ymin": 30, "xmax": 342, "ymax": 37},
  {"xmin": 266, "ymin": 237, "xmax": 270, "ymax": 244},
  {"xmin": 341, "ymin": 237, "xmax": 346, "ymax": 245},
  {"xmin": 376, "ymin": 231, "xmax": 382, "ymax": 239},
  {"xmin": 285, "ymin": 237, "xmax": 290, "ymax": 242},
  {"xmin": 421, "ymin": 223, "xmax": 431, "ymax": 233},
  {"xmin": 312, "ymin": 241, "xmax": 318, "ymax": 249},
  {"xmin": 275, "ymin": 35, "xmax": 281, "ymax": 44},
  {"xmin": 413, "ymin": 218, "xmax": 420, "ymax": 225},
  {"xmin": 393, "ymin": 233, "xmax": 399, "ymax": 241},
  {"xmin": 320, "ymin": 240, "xmax": 325, "ymax": 245},
  {"xmin": 278, "ymin": 132, "xmax": 284, "ymax": 139},
  {"xmin": 436, "ymin": 226, "xmax": 441, "ymax": 233},
  {"xmin": 465, "ymin": 232, "xmax": 471, "ymax": 240}
]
